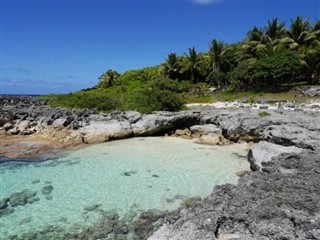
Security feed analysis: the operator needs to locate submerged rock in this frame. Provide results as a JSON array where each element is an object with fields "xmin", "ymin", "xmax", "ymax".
[
  {"xmin": 31, "ymin": 179, "xmax": 40, "ymax": 184},
  {"xmin": 9, "ymin": 189, "xmax": 37, "ymax": 207},
  {"xmin": 41, "ymin": 185, "xmax": 53, "ymax": 195},
  {"xmin": 0, "ymin": 197, "xmax": 9, "ymax": 209},
  {"xmin": 122, "ymin": 170, "xmax": 137, "ymax": 176}
]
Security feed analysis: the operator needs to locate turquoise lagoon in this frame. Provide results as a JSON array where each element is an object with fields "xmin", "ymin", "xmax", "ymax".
[{"xmin": 0, "ymin": 137, "xmax": 250, "ymax": 239}]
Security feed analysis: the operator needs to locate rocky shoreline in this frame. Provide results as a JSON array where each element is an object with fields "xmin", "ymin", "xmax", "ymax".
[{"xmin": 1, "ymin": 96, "xmax": 320, "ymax": 239}]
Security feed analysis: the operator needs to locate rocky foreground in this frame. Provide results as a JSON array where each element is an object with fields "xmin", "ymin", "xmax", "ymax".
[{"xmin": 1, "ymin": 96, "xmax": 320, "ymax": 239}]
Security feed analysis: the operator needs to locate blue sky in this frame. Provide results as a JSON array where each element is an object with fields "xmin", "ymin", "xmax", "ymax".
[{"xmin": 1, "ymin": 0, "xmax": 319, "ymax": 95}]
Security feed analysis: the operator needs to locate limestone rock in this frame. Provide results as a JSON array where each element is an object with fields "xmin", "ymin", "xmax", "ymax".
[
  {"xmin": 149, "ymin": 151, "xmax": 320, "ymax": 240},
  {"xmin": 132, "ymin": 111, "xmax": 199, "ymax": 136},
  {"xmin": 3, "ymin": 122, "xmax": 13, "ymax": 131},
  {"xmin": 295, "ymin": 85, "xmax": 320, "ymax": 97},
  {"xmin": 190, "ymin": 124, "xmax": 222, "ymax": 135},
  {"xmin": 248, "ymin": 141, "xmax": 303, "ymax": 171}
]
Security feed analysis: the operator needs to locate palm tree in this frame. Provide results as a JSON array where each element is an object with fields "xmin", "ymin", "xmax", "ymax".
[
  {"xmin": 300, "ymin": 46, "xmax": 320, "ymax": 84},
  {"xmin": 265, "ymin": 18, "xmax": 286, "ymax": 42},
  {"xmin": 281, "ymin": 16, "xmax": 310, "ymax": 50},
  {"xmin": 183, "ymin": 47, "xmax": 201, "ymax": 83},
  {"xmin": 162, "ymin": 53, "xmax": 181, "ymax": 80},
  {"xmin": 208, "ymin": 39, "xmax": 228, "ymax": 72},
  {"xmin": 237, "ymin": 27, "xmax": 267, "ymax": 61},
  {"xmin": 306, "ymin": 20, "xmax": 320, "ymax": 48},
  {"xmin": 97, "ymin": 69, "xmax": 120, "ymax": 88}
]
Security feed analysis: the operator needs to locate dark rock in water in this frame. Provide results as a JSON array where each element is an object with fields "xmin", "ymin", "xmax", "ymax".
[
  {"xmin": 41, "ymin": 185, "xmax": 53, "ymax": 195},
  {"xmin": 152, "ymin": 174, "xmax": 159, "ymax": 178},
  {"xmin": 83, "ymin": 203, "xmax": 102, "ymax": 212},
  {"xmin": 133, "ymin": 218, "xmax": 154, "ymax": 239},
  {"xmin": 122, "ymin": 170, "xmax": 137, "ymax": 176},
  {"xmin": 31, "ymin": 179, "xmax": 40, "ymax": 184},
  {"xmin": 113, "ymin": 221, "xmax": 129, "ymax": 234},
  {"xmin": 0, "ymin": 197, "xmax": 9, "ymax": 209},
  {"xmin": 133, "ymin": 211, "xmax": 166, "ymax": 240},
  {"xmin": 0, "ymin": 208, "xmax": 15, "ymax": 218},
  {"xmin": 9, "ymin": 189, "xmax": 37, "ymax": 207}
]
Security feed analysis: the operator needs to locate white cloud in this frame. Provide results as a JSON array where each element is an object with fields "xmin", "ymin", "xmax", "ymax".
[{"xmin": 193, "ymin": 0, "xmax": 221, "ymax": 5}]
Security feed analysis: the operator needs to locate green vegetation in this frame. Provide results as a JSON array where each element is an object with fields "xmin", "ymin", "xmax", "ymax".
[
  {"xmin": 47, "ymin": 16, "xmax": 320, "ymax": 112},
  {"xmin": 259, "ymin": 111, "xmax": 271, "ymax": 117},
  {"xmin": 47, "ymin": 77, "xmax": 185, "ymax": 113}
]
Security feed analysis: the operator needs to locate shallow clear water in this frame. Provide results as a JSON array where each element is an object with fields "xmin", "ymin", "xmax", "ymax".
[{"xmin": 0, "ymin": 137, "xmax": 250, "ymax": 239}]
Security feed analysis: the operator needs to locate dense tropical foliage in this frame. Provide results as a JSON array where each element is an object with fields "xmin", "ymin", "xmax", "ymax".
[{"xmin": 50, "ymin": 16, "xmax": 319, "ymax": 112}]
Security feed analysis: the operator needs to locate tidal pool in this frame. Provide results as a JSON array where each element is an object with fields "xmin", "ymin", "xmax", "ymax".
[{"xmin": 0, "ymin": 137, "xmax": 250, "ymax": 239}]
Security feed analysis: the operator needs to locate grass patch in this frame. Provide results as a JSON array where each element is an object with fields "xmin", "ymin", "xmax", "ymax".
[{"xmin": 259, "ymin": 111, "xmax": 271, "ymax": 117}]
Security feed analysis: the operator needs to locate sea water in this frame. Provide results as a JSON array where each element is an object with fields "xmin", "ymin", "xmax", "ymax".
[{"xmin": 0, "ymin": 137, "xmax": 250, "ymax": 239}]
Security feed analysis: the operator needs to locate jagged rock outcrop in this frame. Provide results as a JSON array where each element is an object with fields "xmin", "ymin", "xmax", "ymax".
[
  {"xmin": 295, "ymin": 85, "xmax": 320, "ymax": 97},
  {"xmin": 150, "ymin": 150, "xmax": 320, "ymax": 240},
  {"xmin": 247, "ymin": 141, "xmax": 303, "ymax": 171}
]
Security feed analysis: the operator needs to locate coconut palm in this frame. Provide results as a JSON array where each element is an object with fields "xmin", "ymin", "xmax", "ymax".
[
  {"xmin": 265, "ymin": 18, "xmax": 286, "ymax": 42},
  {"xmin": 208, "ymin": 39, "xmax": 228, "ymax": 72},
  {"xmin": 183, "ymin": 47, "xmax": 201, "ymax": 83},
  {"xmin": 237, "ymin": 27, "xmax": 267, "ymax": 61},
  {"xmin": 162, "ymin": 52, "xmax": 181, "ymax": 80},
  {"xmin": 281, "ymin": 16, "xmax": 310, "ymax": 50}
]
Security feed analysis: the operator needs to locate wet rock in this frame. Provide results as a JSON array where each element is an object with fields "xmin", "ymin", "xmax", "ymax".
[
  {"xmin": 0, "ymin": 197, "xmax": 9, "ymax": 209},
  {"xmin": 41, "ymin": 185, "xmax": 53, "ymax": 195}
]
